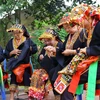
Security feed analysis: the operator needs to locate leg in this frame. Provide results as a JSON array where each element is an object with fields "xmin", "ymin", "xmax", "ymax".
[
  {"xmin": 9, "ymin": 84, "xmax": 18, "ymax": 100},
  {"xmin": 10, "ymin": 73, "xmax": 18, "ymax": 100},
  {"xmin": 10, "ymin": 91, "xmax": 14, "ymax": 100},
  {"xmin": 23, "ymin": 67, "xmax": 31, "ymax": 93}
]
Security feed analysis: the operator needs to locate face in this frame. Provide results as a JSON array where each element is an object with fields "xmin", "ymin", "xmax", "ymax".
[
  {"xmin": 63, "ymin": 23, "xmax": 79, "ymax": 34},
  {"xmin": 43, "ymin": 37, "xmax": 56, "ymax": 46},
  {"xmin": 13, "ymin": 30, "xmax": 24, "ymax": 40},
  {"xmin": 63, "ymin": 23, "xmax": 72, "ymax": 33},
  {"xmin": 43, "ymin": 38, "xmax": 53, "ymax": 46},
  {"xmin": 69, "ymin": 25, "xmax": 79, "ymax": 34}
]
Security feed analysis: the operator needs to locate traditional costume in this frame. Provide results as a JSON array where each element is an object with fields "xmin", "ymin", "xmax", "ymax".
[
  {"xmin": 0, "ymin": 46, "xmax": 7, "ymax": 100},
  {"xmin": 55, "ymin": 4, "xmax": 100, "ymax": 100},
  {"xmin": 29, "ymin": 29, "xmax": 63, "ymax": 100},
  {"xmin": 5, "ymin": 24, "xmax": 37, "ymax": 93},
  {"xmin": 53, "ymin": 11, "xmax": 88, "ymax": 100},
  {"xmin": 28, "ymin": 69, "xmax": 52, "ymax": 100}
]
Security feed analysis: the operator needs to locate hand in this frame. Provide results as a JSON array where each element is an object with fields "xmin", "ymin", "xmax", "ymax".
[
  {"xmin": 62, "ymin": 49, "xmax": 76, "ymax": 56},
  {"xmin": 80, "ymin": 47, "xmax": 87, "ymax": 54},
  {"xmin": 44, "ymin": 46, "xmax": 56, "ymax": 53},
  {"xmin": 46, "ymin": 51, "xmax": 54, "ymax": 58},
  {"xmin": 10, "ymin": 49, "xmax": 22, "ymax": 56},
  {"xmin": 30, "ymin": 46, "xmax": 32, "ymax": 51},
  {"xmin": 39, "ymin": 54, "xmax": 44, "ymax": 60}
]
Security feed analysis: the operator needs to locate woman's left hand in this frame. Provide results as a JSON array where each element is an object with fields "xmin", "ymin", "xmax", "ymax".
[
  {"xmin": 30, "ymin": 46, "xmax": 32, "ymax": 51},
  {"xmin": 80, "ymin": 47, "xmax": 87, "ymax": 54},
  {"xmin": 62, "ymin": 49, "xmax": 76, "ymax": 56}
]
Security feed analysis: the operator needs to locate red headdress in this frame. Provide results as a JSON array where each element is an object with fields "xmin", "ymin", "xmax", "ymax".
[{"xmin": 58, "ymin": 12, "xmax": 71, "ymax": 28}]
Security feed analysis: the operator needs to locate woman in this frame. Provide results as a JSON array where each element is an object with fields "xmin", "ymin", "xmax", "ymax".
[
  {"xmin": 39, "ymin": 28, "xmax": 63, "ymax": 99},
  {"xmin": 38, "ymin": 28, "xmax": 63, "ymax": 73},
  {"xmin": 59, "ymin": 4, "xmax": 100, "ymax": 100},
  {"xmin": 0, "ymin": 46, "xmax": 7, "ymax": 100},
  {"xmin": 28, "ymin": 29, "xmax": 63, "ymax": 100},
  {"xmin": 45, "ymin": 12, "xmax": 88, "ymax": 100},
  {"xmin": 5, "ymin": 24, "xmax": 37, "ymax": 100},
  {"xmin": 79, "ymin": 5, "xmax": 100, "ymax": 98}
]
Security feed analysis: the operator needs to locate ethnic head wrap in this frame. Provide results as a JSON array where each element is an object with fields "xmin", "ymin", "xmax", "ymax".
[
  {"xmin": 91, "ymin": 7, "xmax": 100, "ymax": 20},
  {"xmin": 7, "ymin": 24, "xmax": 30, "ymax": 38},
  {"xmin": 58, "ymin": 12, "xmax": 71, "ymax": 28},
  {"xmin": 70, "ymin": 3, "xmax": 92, "ymax": 24},
  {"xmin": 39, "ymin": 28, "xmax": 62, "ymax": 42}
]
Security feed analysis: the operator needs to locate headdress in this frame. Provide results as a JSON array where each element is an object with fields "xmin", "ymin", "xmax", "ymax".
[
  {"xmin": 58, "ymin": 12, "xmax": 71, "ymax": 28},
  {"xmin": 7, "ymin": 24, "xmax": 23, "ymax": 32},
  {"xmin": 39, "ymin": 28, "xmax": 62, "ymax": 42},
  {"xmin": 7, "ymin": 24, "xmax": 30, "ymax": 38},
  {"xmin": 91, "ymin": 7, "xmax": 100, "ymax": 20},
  {"xmin": 70, "ymin": 3, "xmax": 92, "ymax": 24}
]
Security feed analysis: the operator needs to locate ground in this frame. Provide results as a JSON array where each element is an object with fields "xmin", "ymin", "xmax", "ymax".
[{"xmin": 0, "ymin": 88, "xmax": 100, "ymax": 100}]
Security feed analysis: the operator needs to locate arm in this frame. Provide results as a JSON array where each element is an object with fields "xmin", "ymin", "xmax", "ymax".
[
  {"xmin": 38, "ymin": 47, "xmax": 45, "ymax": 62},
  {"xmin": 81, "ymin": 21, "xmax": 100, "ymax": 56},
  {"xmin": 0, "ymin": 46, "xmax": 5, "ymax": 62},
  {"xmin": 30, "ymin": 39, "xmax": 38, "ymax": 55},
  {"xmin": 5, "ymin": 39, "xmax": 21, "ymax": 58},
  {"xmin": 4, "ymin": 40, "xmax": 13, "ymax": 59}
]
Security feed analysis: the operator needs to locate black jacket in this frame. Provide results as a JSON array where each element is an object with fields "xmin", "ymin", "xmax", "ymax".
[
  {"xmin": 87, "ymin": 21, "xmax": 100, "ymax": 56},
  {"xmin": 51, "ymin": 29, "xmax": 87, "ymax": 81},
  {"xmin": 5, "ymin": 38, "xmax": 37, "ymax": 71},
  {"xmin": 0, "ymin": 46, "xmax": 5, "ymax": 62}
]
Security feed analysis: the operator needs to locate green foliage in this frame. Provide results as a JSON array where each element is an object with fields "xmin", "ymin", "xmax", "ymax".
[
  {"xmin": 56, "ymin": 28, "xmax": 68, "ymax": 41},
  {"xmin": 29, "ymin": 21, "xmax": 67, "ymax": 68},
  {"xmin": 25, "ymin": 0, "xmax": 66, "ymax": 25},
  {"xmin": 29, "ymin": 29, "xmax": 44, "ymax": 69}
]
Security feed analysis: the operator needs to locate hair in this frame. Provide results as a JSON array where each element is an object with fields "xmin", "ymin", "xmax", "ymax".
[{"xmin": 22, "ymin": 25, "xmax": 30, "ymax": 38}]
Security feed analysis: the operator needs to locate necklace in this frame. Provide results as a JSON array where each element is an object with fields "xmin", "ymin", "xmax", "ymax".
[
  {"xmin": 13, "ymin": 36, "xmax": 26, "ymax": 49},
  {"xmin": 66, "ymin": 30, "xmax": 81, "ymax": 49},
  {"xmin": 87, "ymin": 27, "xmax": 94, "ymax": 47}
]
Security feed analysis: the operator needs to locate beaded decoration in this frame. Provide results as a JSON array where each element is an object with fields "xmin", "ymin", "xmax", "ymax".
[
  {"xmin": 7, "ymin": 24, "xmax": 23, "ymax": 32},
  {"xmin": 13, "ymin": 36, "xmax": 26, "ymax": 49}
]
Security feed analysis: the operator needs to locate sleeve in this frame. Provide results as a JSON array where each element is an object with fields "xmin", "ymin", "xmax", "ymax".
[
  {"xmin": 86, "ymin": 21, "xmax": 100, "ymax": 56},
  {"xmin": 30, "ymin": 39, "xmax": 38, "ymax": 55},
  {"xmin": 0, "ymin": 46, "xmax": 5, "ymax": 62},
  {"xmin": 86, "ymin": 45, "xmax": 100, "ymax": 56},
  {"xmin": 56, "ymin": 36, "xmax": 68, "ymax": 54},
  {"xmin": 56, "ymin": 42, "xmax": 64, "ymax": 55},
  {"xmin": 38, "ymin": 46, "xmax": 46, "ymax": 62},
  {"xmin": 56, "ymin": 42, "xmax": 65, "ymax": 68},
  {"xmin": 4, "ymin": 39, "xmax": 13, "ymax": 59}
]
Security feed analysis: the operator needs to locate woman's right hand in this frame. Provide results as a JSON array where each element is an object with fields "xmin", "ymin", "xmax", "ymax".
[
  {"xmin": 10, "ymin": 49, "xmax": 22, "ymax": 56},
  {"xmin": 44, "ymin": 46, "xmax": 56, "ymax": 53}
]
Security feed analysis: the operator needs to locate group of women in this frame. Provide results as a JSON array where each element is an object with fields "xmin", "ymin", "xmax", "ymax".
[
  {"xmin": 0, "ymin": 3, "xmax": 100, "ymax": 100},
  {"xmin": 31, "ymin": 3, "xmax": 100, "ymax": 100}
]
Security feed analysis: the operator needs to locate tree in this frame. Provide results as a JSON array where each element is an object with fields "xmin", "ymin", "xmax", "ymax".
[
  {"xmin": 65, "ymin": 0, "xmax": 96, "ymax": 8},
  {"xmin": 0, "ymin": 0, "xmax": 67, "ymax": 46},
  {"xmin": 0, "ymin": 0, "xmax": 29, "ymax": 46},
  {"xmin": 25, "ymin": 0, "xmax": 66, "ymax": 25}
]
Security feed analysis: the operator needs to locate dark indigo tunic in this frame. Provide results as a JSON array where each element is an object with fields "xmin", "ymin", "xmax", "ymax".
[
  {"xmin": 0, "ymin": 46, "xmax": 5, "ymax": 62},
  {"xmin": 5, "ymin": 38, "xmax": 37, "ymax": 86}
]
